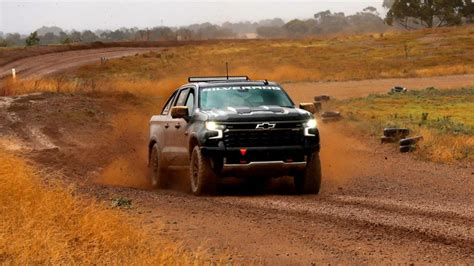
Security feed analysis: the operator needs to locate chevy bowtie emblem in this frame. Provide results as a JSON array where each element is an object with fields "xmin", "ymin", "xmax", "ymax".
[{"xmin": 256, "ymin": 122, "xmax": 276, "ymax": 130}]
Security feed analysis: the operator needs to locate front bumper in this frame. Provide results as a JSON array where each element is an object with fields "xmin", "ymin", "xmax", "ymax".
[
  {"xmin": 201, "ymin": 145, "xmax": 318, "ymax": 177},
  {"xmin": 222, "ymin": 161, "xmax": 306, "ymax": 176}
]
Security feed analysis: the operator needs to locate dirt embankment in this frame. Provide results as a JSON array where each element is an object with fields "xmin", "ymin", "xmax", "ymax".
[{"xmin": 0, "ymin": 92, "xmax": 472, "ymax": 264}]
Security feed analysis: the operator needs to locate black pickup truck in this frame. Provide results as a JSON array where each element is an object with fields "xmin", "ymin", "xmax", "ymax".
[{"xmin": 148, "ymin": 76, "xmax": 321, "ymax": 195}]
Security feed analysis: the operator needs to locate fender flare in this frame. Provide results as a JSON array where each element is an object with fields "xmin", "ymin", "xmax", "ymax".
[{"xmin": 188, "ymin": 132, "xmax": 201, "ymax": 158}]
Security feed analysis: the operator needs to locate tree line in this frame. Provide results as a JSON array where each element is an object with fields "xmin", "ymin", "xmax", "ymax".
[
  {"xmin": 384, "ymin": 0, "xmax": 473, "ymax": 29},
  {"xmin": 0, "ymin": 19, "xmax": 284, "ymax": 47},
  {"xmin": 0, "ymin": 1, "xmax": 473, "ymax": 47}
]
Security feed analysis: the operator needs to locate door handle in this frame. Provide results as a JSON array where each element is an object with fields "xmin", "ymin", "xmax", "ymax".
[
  {"xmin": 175, "ymin": 123, "xmax": 181, "ymax": 129},
  {"xmin": 164, "ymin": 123, "xmax": 169, "ymax": 129}
]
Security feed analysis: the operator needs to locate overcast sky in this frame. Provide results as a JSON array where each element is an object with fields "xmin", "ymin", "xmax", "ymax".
[{"xmin": 1, "ymin": 0, "xmax": 384, "ymax": 34}]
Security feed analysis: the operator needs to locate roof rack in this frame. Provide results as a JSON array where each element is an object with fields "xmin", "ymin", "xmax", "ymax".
[{"xmin": 188, "ymin": 76, "xmax": 250, "ymax": 83}]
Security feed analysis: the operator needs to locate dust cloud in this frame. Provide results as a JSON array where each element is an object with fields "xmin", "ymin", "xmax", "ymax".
[
  {"xmin": 318, "ymin": 123, "xmax": 370, "ymax": 185},
  {"xmin": 92, "ymin": 110, "xmax": 153, "ymax": 190}
]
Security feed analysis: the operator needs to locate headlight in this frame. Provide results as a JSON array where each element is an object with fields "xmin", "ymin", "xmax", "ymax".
[
  {"xmin": 304, "ymin": 119, "xmax": 317, "ymax": 137},
  {"xmin": 205, "ymin": 121, "xmax": 225, "ymax": 139},
  {"xmin": 206, "ymin": 121, "xmax": 225, "ymax": 131},
  {"xmin": 305, "ymin": 119, "xmax": 317, "ymax": 129}
]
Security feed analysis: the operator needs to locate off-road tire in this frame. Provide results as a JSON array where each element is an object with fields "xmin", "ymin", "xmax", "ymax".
[
  {"xmin": 383, "ymin": 128, "xmax": 410, "ymax": 139},
  {"xmin": 294, "ymin": 153, "xmax": 322, "ymax": 194},
  {"xmin": 321, "ymin": 111, "xmax": 341, "ymax": 118},
  {"xmin": 400, "ymin": 145, "xmax": 416, "ymax": 153},
  {"xmin": 314, "ymin": 95, "xmax": 331, "ymax": 102},
  {"xmin": 149, "ymin": 143, "xmax": 166, "ymax": 189},
  {"xmin": 190, "ymin": 146, "xmax": 217, "ymax": 196},
  {"xmin": 399, "ymin": 136, "xmax": 423, "ymax": 146},
  {"xmin": 313, "ymin": 101, "xmax": 322, "ymax": 113}
]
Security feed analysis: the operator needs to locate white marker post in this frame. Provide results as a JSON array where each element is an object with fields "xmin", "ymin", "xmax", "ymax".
[{"xmin": 11, "ymin": 68, "xmax": 16, "ymax": 79}]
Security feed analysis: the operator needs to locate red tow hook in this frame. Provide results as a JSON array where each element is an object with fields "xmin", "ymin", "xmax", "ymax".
[{"xmin": 240, "ymin": 148, "xmax": 247, "ymax": 164}]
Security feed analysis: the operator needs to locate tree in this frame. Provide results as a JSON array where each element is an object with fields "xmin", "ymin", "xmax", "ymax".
[
  {"xmin": 363, "ymin": 6, "xmax": 379, "ymax": 15},
  {"xmin": 69, "ymin": 30, "xmax": 82, "ymax": 42},
  {"xmin": 40, "ymin": 32, "xmax": 59, "ymax": 45},
  {"xmin": 383, "ymin": 0, "xmax": 396, "ymax": 8},
  {"xmin": 314, "ymin": 11, "xmax": 349, "ymax": 33},
  {"xmin": 149, "ymin": 27, "xmax": 176, "ymax": 41},
  {"xmin": 348, "ymin": 7, "xmax": 388, "ymax": 33},
  {"xmin": 284, "ymin": 19, "xmax": 310, "ymax": 38},
  {"xmin": 61, "ymin": 37, "xmax": 72, "ymax": 45},
  {"xmin": 81, "ymin": 30, "xmax": 98, "ymax": 43},
  {"xmin": 176, "ymin": 28, "xmax": 193, "ymax": 40},
  {"xmin": 463, "ymin": 0, "xmax": 474, "ymax": 23},
  {"xmin": 0, "ymin": 37, "xmax": 8, "ymax": 47},
  {"xmin": 194, "ymin": 24, "xmax": 235, "ymax": 40},
  {"xmin": 385, "ymin": 0, "xmax": 470, "ymax": 29},
  {"xmin": 36, "ymin": 26, "xmax": 63, "ymax": 36},
  {"xmin": 25, "ymin": 31, "xmax": 40, "ymax": 46},
  {"xmin": 5, "ymin": 33, "xmax": 22, "ymax": 46},
  {"xmin": 256, "ymin": 26, "xmax": 287, "ymax": 38}
]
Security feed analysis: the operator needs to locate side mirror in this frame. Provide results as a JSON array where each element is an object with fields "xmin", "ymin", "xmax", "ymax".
[
  {"xmin": 299, "ymin": 103, "xmax": 316, "ymax": 114},
  {"xmin": 170, "ymin": 106, "xmax": 189, "ymax": 119}
]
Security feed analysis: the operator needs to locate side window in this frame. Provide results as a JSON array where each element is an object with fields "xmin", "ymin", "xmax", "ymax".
[
  {"xmin": 161, "ymin": 91, "xmax": 177, "ymax": 115},
  {"xmin": 175, "ymin": 88, "xmax": 190, "ymax": 106},
  {"xmin": 185, "ymin": 90, "xmax": 195, "ymax": 116}
]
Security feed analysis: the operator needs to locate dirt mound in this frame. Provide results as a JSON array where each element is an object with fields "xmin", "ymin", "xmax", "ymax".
[{"xmin": 0, "ymin": 92, "xmax": 154, "ymax": 188}]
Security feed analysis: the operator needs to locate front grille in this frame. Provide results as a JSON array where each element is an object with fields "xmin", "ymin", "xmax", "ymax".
[
  {"xmin": 225, "ymin": 122, "xmax": 303, "ymax": 130},
  {"xmin": 223, "ymin": 129, "xmax": 304, "ymax": 147}
]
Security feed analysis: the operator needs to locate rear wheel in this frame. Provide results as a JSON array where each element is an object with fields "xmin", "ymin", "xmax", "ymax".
[
  {"xmin": 149, "ymin": 144, "xmax": 166, "ymax": 188},
  {"xmin": 294, "ymin": 153, "xmax": 322, "ymax": 194},
  {"xmin": 190, "ymin": 146, "xmax": 217, "ymax": 195}
]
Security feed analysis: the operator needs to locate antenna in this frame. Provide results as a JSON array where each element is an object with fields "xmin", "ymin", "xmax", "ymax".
[{"xmin": 226, "ymin": 62, "xmax": 229, "ymax": 80}]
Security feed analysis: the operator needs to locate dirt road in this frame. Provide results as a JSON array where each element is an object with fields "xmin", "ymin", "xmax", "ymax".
[
  {"xmin": 0, "ymin": 47, "xmax": 159, "ymax": 80},
  {"xmin": 0, "ymin": 91, "xmax": 472, "ymax": 264},
  {"xmin": 285, "ymin": 74, "xmax": 474, "ymax": 102}
]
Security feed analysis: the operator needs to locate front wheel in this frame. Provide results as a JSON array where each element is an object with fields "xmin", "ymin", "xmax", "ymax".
[
  {"xmin": 294, "ymin": 153, "xmax": 322, "ymax": 195},
  {"xmin": 149, "ymin": 143, "xmax": 166, "ymax": 189},
  {"xmin": 190, "ymin": 146, "xmax": 217, "ymax": 195}
]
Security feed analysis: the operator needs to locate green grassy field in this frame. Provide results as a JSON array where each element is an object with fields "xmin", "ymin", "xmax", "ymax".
[{"xmin": 331, "ymin": 88, "xmax": 474, "ymax": 163}]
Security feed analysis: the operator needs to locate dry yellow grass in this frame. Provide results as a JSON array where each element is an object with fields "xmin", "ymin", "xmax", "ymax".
[
  {"xmin": 0, "ymin": 149, "xmax": 202, "ymax": 264},
  {"xmin": 3, "ymin": 24, "xmax": 474, "ymax": 97},
  {"xmin": 417, "ymin": 128, "xmax": 474, "ymax": 163},
  {"xmin": 70, "ymin": 25, "xmax": 474, "ymax": 85}
]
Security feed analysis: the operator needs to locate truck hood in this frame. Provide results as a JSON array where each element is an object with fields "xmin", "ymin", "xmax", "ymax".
[{"xmin": 200, "ymin": 106, "xmax": 312, "ymax": 122}]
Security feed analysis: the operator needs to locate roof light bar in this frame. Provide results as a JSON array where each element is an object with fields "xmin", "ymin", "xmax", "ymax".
[{"xmin": 188, "ymin": 76, "xmax": 250, "ymax": 83}]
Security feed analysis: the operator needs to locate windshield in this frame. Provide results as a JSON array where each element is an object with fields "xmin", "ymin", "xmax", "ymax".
[{"xmin": 199, "ymin": 86, "xmax": 294, "ymax": 110}]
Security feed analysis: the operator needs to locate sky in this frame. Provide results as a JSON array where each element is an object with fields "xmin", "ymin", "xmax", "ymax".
[{"xmin": 0, "ymin": 0, "xmax": 384, "ymax": 34}]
